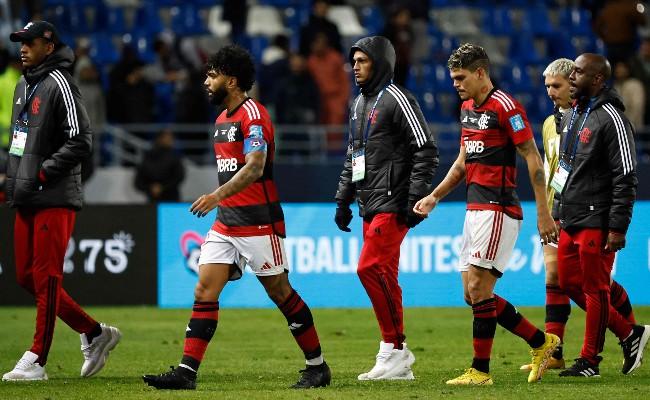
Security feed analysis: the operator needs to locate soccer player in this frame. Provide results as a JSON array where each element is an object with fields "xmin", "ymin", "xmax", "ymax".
[
  {"xmin": 142, "ymin": 45, "xmax": 331, "ymax": 390},
  {"xmin": 413, "ymin": 43, "xmax": 560, "ymax": 385},
  {"xmin": 334, "ymin": 36, "xmax": 438, "ymax": 380},
  {"xmin": 519, "ymin": 58, "xmax": 638, "ymax": 372},
  {"xmin": 554, "ymin": 53, "xmax": 649, "ymax": 378},
  {"xmin": 3, "ymin": 21, "xmax": 120, "ymax": 381}
]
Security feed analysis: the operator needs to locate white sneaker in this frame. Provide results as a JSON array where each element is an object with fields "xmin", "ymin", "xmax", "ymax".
[
  {"xmin": 80, "ymin": 323, "xmax": 122, "ymax": 377},
  {"xmin": 358, "ymin": 341, "xmax": 416, "ymax": 380},
  {"xmin": 2, "ymin": 351, "xmax": 48, "ymax": 381}
]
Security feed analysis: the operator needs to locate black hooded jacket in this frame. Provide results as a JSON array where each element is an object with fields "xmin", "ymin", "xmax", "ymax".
[
  {"xmin": 553, "ymin": 87, "xmax": 637, "ymax": 233},
  {"xmin": 335, "ymin": 36, "xmax": 438, "ymax": 218},
  {"xmin": 5, "ymin": 45, "xmax": 92, "ymax": 210}
]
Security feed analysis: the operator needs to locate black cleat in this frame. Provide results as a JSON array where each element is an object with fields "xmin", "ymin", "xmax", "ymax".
[
  {"xmin": 291, "ymin": 361, "xmax": 331, "ymax": 389},
  {"xmin": 620, "ymin": 324, "xmax": 650, "ymax": 374},
  {"xmin": 559, "ymin": 357, "xmax": 601, "ymax": 378},
  {"xmin": 143, "ymin": 366, "xmax": 196, "ymax": 390}
]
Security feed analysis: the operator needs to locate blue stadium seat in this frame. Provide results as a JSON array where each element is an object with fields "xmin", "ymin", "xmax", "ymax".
[
  {"xmin": 97, "ymin": 6, "xmax": 127, "ymax": 35},
  {"xmin": 482, "ymin": 7, "xmax": 514, "ymax": 36},
  {"xmin": 559, "ymin": 8, "xmax": 592, "ymax": 36},
  {"xmin": 509, "ymin": 33, "xmax": 543, "ymax": 65},
  {"xmin": 501, "ymin": 64, "xmax": 534, "ymax": 93},
  {"xmin": 545, "ymin": 32, "xmax": 577, "ymax": 60},
  {"xmin": 521, "ymin": 5, "xmax": 554, "ymax": 36},
  {"xmin": 360, "ymin": 6, "xmax": 384, "ymax": 36},
  {"xmin": 247, "ymin": 36, "xmax": 270, "ymax": 64},
  {"xmin": 89, "ymin": 33, "xmax": 120, "ymax": 65},
  {"xmin": 170, "ymin": 4, "xmax": 208, "ymax": 35},
  {"xmin": 135, "ymin": 2, "xmax": 164, "ymax": 34},
  {"xmin": 154, "ymin": 82, "xmax": 176, "ymax": 123},
  {"xmin": 123, "ymin": 32, "xmax": 155, "ymax": 63}
]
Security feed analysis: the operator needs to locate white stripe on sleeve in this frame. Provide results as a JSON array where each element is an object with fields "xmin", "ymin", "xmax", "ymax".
[
  {"xmin": 50, "ymin": 70, "xmax": 79, "ymax": 137},
  {"xmin": 387, "ymin": 84, "xmax": 427, "ymax": 147},
  {"xmin": 603, "ymin": 103, "xmax": 633, "ymax": 174}
]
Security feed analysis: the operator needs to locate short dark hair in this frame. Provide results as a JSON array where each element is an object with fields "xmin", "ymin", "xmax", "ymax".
[
  {"xmin": 206, "ymin": 45, "xmax": 256, "ymax": 91},
  {"xmin": 447, "ymin": 43, "xmax": 490, "ymax": 74}
]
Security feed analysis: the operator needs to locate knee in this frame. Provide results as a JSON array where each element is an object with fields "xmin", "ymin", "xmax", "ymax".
[
  {"xmin": 266, "ymin": 282, "xmax": 293, "ymax": 305},
  {"xmin": 356, "ymin": 262, "xmax": 375, "ymax": 280},
  {"xmin": 546, "ymin": 269, "xmax": 559, "ymax": 286},
  {"xmin": 466, "ymin": 279, "xmax": 484, "ymax": 303},
  {"xmin": 194, "ymin": 281, "xmax": 217, "ymax": 302}
]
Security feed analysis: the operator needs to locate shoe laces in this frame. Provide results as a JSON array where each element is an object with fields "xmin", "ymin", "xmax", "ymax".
[
  {"xmin": 376, "ymin": 349, "xmax": 393, "ymax": 363},
  {"xmin": 16, "ymin": 357, "xmax": 37, "ymax": 371},
  {"xmin": 295, "ymin": 365, "xmax": 320, "ymax": 385}
]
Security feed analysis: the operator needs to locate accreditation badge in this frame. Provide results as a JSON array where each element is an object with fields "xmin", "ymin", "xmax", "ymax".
[
  {"xmin": 9, "ymin": 120, "xmax": 28, "ymax": 157},
  {"xmin": 550, "ymin": 159, "xmax": 571, "ymax": 193},
  {"xmin": 351, "ymin": 148, "xmax": 366, "ymax": 182}
]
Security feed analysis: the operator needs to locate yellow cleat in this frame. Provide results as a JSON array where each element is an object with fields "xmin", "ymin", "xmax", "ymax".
[
  {"xmin": 527, "ymin": 333, "xmax": 561, "ymax": 383},
  {"xmin": 446, "ymin": 368, "xmax": 493, "ymax": 385},
  {"xmin": 520, "ymin": 356, "xmax": 565, "ymax": 371}
]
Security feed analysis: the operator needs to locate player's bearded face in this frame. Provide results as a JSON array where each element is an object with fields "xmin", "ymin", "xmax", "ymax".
[{"xmin": 208, "ymin": 85, "xmax": 228, "ymax": 105}]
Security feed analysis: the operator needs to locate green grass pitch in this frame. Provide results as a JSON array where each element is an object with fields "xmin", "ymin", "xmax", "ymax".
[{"xmin": 1, "ymin": 306, "xmax": 649, "ymax": 399}]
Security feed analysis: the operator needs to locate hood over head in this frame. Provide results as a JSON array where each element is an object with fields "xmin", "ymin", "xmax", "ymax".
[{"xmin": 349, "ymin": 36, "xmax": 395, "ymax": 96}]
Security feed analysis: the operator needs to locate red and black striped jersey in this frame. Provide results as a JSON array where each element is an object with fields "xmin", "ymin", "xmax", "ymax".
[
  {"xmin": 459, "ymin": 89, "xmax": 533, "ymax": 220},
  {"xmin": 211, "ymin": 98, "xmax": 285, "ymax": 237}
]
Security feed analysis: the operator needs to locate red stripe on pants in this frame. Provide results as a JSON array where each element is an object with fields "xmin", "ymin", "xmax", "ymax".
[
  {"xmin": 14, "ymin": 208, "xmax": 97, "ymax": 365},
  {"xmin": 557, "ymin": 228, "xmax": 633, "ymax": 363},
  {"xmin": 357, "ymin": 213, "xmax": 409, "ymax": 347}
]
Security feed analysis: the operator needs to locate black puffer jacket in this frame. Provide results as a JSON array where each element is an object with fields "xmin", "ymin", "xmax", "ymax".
[
  {"xmin": 554, "ymin": 87, "xmax": 637, "ymax": 233},
  {"xmin": 5, "ymin": 45, "xmax": 92, "ymax": 210},
  {"xmin": 335, "ymin": 36, "xmax": 438, "ymax": 218}
]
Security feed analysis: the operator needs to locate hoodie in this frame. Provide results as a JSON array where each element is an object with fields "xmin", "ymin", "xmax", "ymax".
[
  {"xmin": 554, "ymin": 87, "xmax": 637, "ymax": 233},
  {"xmin": 5, "ymin": 45, "xmax": 92, "ymax": 210},
  {"xmin": 336, "ymin": 36, "xmax": 438, "ymax": 219}
]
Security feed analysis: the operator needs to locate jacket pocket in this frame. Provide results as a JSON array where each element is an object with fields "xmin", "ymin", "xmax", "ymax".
[{"xmin": 15, "ymin": 154, "xmax": 44, "ymax": 192}]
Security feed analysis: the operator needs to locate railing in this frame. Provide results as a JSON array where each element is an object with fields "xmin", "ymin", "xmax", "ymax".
[{"xmin": 98, "ymin": 123, "xmax": 650, "ymax": 166}]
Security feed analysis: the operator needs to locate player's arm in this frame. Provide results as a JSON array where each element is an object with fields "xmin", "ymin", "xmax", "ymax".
[
  {"xmin": 413, "ymin": 146, "xmax": 466, "ymax": 217},
  {"xmin": 604, "ymin": 115, "xmax": 637, "ymax": 251},
  {"xmin": 190, "ymin": 150, "xmax": 265, "ymax": 217},
  {"xmin": 515, "ymin": 138, "xmax": 558, "ymax": 244}
]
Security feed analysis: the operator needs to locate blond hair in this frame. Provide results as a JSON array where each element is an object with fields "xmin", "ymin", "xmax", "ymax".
[{"xmin": 543, "ymin": 58, "xmax": 574, "ymax": 79}]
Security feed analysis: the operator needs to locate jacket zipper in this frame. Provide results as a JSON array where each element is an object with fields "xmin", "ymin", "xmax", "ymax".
[{"xmin": 387, "ymin": 162, "xmax": 392, "ymax": 196}]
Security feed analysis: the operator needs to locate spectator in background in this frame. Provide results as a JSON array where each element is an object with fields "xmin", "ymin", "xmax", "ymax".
[
  {"xmin": 613, "ymin": 60, "xmax": 646, "ymax": 128},
  {"xmin": 74, "ymin": 39, "xmax": 106, "ymax": 136},
  {"xmin": 307, "ymin": 32, "xmax": 350, "ymax": 136},
  {"xmin": 223, "ymin": 0, "xmax": 248, "ymax": 44},
  {"xmin": 593, "ymin": 0, "xmax": 646, "ymax": 65},
  {"xmin": 107, "ymin": 45, "xmax": 155, "ymax": 125},
  {"xmin": 277, "ymin": 54, "xmax": 320, "ymax": 125},
  {"xmin": 629, "ymin": 36, "xmax": 650, "ymax": 125},
  {"xmin": 0, "ymin": 51, "xmax": 21, "ymax": 148},
  {"xmin": 259, "ymin": 34, "xmax": 291, "ymax": 115},
  {"xmin": 144, "ymin": 34, "xmax": 188, "ymax": 88},
  {"xmin": 382, "ymin": 7, "xmax": 414, "ymax": 86},
  {"xmin": 299, "ymin": 0, "xmax": 342, "ymax": 56},
  {"xmin": 276, "ymin": 54, "xmax": 321, "ymax": 157},
  {"xmin": 135, "ymin": 128, "xmax": 185, "ymax": 202}
]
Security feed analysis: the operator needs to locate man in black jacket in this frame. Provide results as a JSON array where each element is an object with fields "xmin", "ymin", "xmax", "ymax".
[
  {"xmin": 334, "ymin": 36, "xmax": 438, "ymax": 380},
  {"xmin": 3, "ymin": 21, "xmax": 120, "ymax": 381},
  {"xmin": 555, "ymin": 53, "xmax": 650, "ymax": 378}
]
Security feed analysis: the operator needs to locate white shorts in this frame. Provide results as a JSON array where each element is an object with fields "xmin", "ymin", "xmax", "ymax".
[
  {"xmin": 198, "ymin": 230, "xmax": 287, "ymax": 280},
  {"xmin": 458, "ymin": 210, "xmax": 521, "ymax": 276}
]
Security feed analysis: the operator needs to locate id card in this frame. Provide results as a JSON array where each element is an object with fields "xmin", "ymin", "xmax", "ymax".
[
  {"xmin": 550, "ymin": 160, "xmax": 571, "ymax": 193},
  {"xmin": 9, "ymin": 122, "xmax": 28, "ymax": 156},
  {"xmin": 351, "ymin": 148, "xmax": 366, "ymax": 182}
]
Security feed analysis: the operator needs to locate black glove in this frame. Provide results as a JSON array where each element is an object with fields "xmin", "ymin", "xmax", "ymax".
[
  {"xmin": 334, "ymin": 204, "xmax": 353, "ymax": 232},
  {"xmin": 405, "ymin": 198, "xmax": 425, "ymax": 228}
]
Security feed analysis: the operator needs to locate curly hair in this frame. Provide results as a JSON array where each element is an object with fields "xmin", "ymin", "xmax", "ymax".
[
  {"xmin": 447, "ymin": 43, "xmax": 490, "ymax": 74},
  {"xmin": 205, "ymin": 45, "xmax": 256, "ymax": 91}
]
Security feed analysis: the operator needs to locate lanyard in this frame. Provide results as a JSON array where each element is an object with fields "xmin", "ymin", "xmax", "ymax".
[
  {"xmin": 19, "ymin": 83, "xmax": 40, "ymax": 121},
  {"xmin": 562, "ymin": 102, "xmax": 591, "ymax": 162},
  {"xmin": 359, "ymin": 87, "xmax": 387, "ymax": 145}
]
